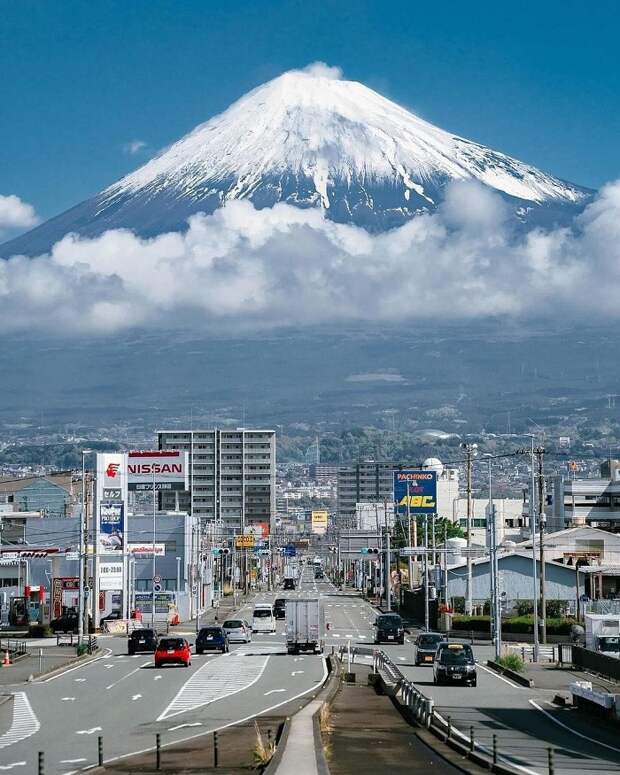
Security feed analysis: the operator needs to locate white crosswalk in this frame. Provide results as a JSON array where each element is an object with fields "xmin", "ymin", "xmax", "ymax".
[
  {"xmin": 158, "ymin": 654, "xmax": 269, "ymax": 720},
  {"xmin": 0, "ymin": 693, "xmax": 40, "ymax": 750}
]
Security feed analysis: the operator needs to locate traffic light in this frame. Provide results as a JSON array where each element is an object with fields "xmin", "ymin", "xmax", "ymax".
[
  {"xmin": 360, "ymin": 547, "xmax": 379, "ymax": 555},
  {"xmin": 211, "ymin": 547, "xmax": 230, "ymax": 556}
]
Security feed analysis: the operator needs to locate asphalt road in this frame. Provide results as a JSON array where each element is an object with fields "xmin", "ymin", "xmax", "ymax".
[
  {"xmin": 5, "ymin": 565, "xmax": 620, "ymax": 774},
  {"xmin": 321, "ymin": 583, "xmax": 620, "ymax": 775},
  {"xmin": 0, "ymin": 570, "xmax": 329, "ymax": 774}
]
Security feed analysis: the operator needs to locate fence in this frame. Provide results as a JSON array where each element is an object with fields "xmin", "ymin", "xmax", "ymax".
[
  {"xmin": 0, "ymin": 639, "xmax": 27, "ymax": 658},
  {"xmin": 505, "ymin": 643, "xmax": 572, "ymax": 664},
  {"xmin": 571, "ymin": 645, "xmax": 620, "ymax": 681}
]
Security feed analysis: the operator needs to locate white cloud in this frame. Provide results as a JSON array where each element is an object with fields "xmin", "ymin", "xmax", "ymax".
[
  {"xmin": 0, "ymin": 194, "xmax": 39, "ymax": 230},
  {"xmin": 300, "ymin": 62, "xmax": 343, "ymax": 80},
  {"xmin": 1, "ymin": 179, "xmax": 620, "ymax": 335},
  {"xmin": 123, "ymin": 140, "xmax": 147, "ymax": 155}
]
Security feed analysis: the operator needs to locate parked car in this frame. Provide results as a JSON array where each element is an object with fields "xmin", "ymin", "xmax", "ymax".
[
  {"xmin": 314, "ymin": 569, "xmax": 324, "ymax": 579},
  {"xmin": 433, "ymin": 643, "xmax": 477, "ymax": 686},
  {"xmin": 222, "ymin": 619, "xmax": 252, "ymax": 643},
  {"xmin": 50, "ymin": 609, "xmax": 92, "ymax": 634},
  {"xmin": 273, "ymin": 598, "xmax": 287, "ymax": 619},
  {"xmin": 373, "ymin": 613, "xmax": 405, "ymax": 644},
  {"xmin": 128, "ymin": 628, "xmax": 158, "ymax": 655},
  {"xmin": 101, "ymin": 611, "xmax": 123, "ymax": 624},
  {"xmin": 252, "ymin": 604, "xmax": 276, "ymax": 633},
  {"xmin": 196, "ymin": 626, "xmax": 229, "ymax": 653},
  {"xmin": 154, "ymin": 637, "xmax": 192, "ymax": 668},
  {"xmin": 415, "ymin": 632, "xmax": 445, "ymax": 665}
]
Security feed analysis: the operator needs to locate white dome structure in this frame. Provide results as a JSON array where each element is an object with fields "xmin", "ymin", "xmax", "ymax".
[{"xmin": 422, "ymin": 457, "xmax": 444, "ymax": 475}]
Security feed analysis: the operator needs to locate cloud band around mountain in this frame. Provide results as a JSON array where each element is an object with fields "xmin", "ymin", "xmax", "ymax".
[{"xmin": 0, "ymin": 179, "xmax": 619, "ymax": 335}]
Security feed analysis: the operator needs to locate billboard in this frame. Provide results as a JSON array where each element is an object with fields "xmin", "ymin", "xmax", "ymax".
[
  {"xmin": 311, "ymin": 510, "xmax": 329, "ymax": 535},
  {"xmin": 99, "ymin": 561, "xmax": 123, "ymax": 591},
  {"xmin": 98, "ymin": 503, "xmax": 124, "ymax": 553},
  {"xmin": 394, "ymin": 470, "xmax": 437, "ymax": 515},
  {"xmin": 127, "ymin": 450, "xmax": 189, "ymax": 491},
  {"xmin": 128, "ymin": 543, "xmax": 166, "ymax": 556}
]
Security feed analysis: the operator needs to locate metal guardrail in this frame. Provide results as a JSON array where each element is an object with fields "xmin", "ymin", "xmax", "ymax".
[
  {"xmin": 506, "ymin": 643, "xmax": 572, "ymax": 664},
  {"xmin": 87, "ymin": 636, "xmax": 98, "ymax": 654},
  {"xmin": 0, "ymin": 638, "xmax": 27, "ymax": 657}
]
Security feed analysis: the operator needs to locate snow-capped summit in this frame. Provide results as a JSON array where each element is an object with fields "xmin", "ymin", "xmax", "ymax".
[{"xmin": 1, "ymin": 64, "xmax": 591, "ymax": 256}]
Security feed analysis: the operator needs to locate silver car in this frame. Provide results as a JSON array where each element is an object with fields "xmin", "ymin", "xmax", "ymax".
[{"xmin": 222, "ymin": 618, "xmax": 252, "ymax": 643}]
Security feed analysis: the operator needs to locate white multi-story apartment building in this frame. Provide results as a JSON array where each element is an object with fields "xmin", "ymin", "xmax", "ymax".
[
  {"xmin": 547, "ymin": 460, "xmax": 620, "ymax": 532},
  {"xmin": 157, "ymin": 428, "xmax": 276, "ymax": 532}
]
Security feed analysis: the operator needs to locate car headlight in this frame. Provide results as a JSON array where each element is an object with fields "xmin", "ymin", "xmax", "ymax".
[{"xmin": 466, "ymin": 665, "xmax": 475, "ymax": 671}]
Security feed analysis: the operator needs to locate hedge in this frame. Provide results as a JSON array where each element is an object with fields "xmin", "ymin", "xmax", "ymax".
[{"xmin": 452, "ymin": 615, "xmax": 576, "ymax": 635}]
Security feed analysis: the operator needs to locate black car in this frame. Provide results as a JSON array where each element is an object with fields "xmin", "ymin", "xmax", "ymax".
[
  {"xmin": 433, "ymin": 643, "xmax": 477, "ymax": 686},
  {"xmin": 50, "ymin": 609, "xmax": 93, "ymax": 634},
  {"xmin": 273, "ymin": 598, "xmax": 286, "ymax": 619},
  {"xmin": 196, "ymin": 626, "xmax": 229, "ymax": 653},
  {"xmin": 128, "ymin": 628, "xmax": 158, "ymax": 655},
  {"xmin": 374, "ymin": 613, "xmax": 405, "ymax": 644},
  {"xmin": 415, "ymin": 632, "xmax": 444, "ymax": 665}
]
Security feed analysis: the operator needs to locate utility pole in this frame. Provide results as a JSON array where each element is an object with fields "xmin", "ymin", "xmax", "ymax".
[
  {"xmin": 536, "ymin": 446, "xmax": 547, "ymax": 645},
  {"xmin": 407, "ymin": 484, "xmax": 414, "ymax": 590},
  {"xmin": 151, "ymin": 468, "xmax": 157, "ymax": 629},
  {"xmin": 461, "ymin": 443, "xmax": 478, "ymax": 615},
  {"xmin": 385, "ymin": 526, "xmax": 392, "ymax": 611},
  {"xmin": 424, "ymin": 514, "xmax": 429, "ymax": 631},
  {"xmin": 529, "ymin": 438, "xmax": 540, "ymax": 662}
]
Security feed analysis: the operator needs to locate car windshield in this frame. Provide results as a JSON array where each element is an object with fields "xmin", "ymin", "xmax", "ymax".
[
  {"xmin": 223, "ymin": 620, "xmax": 243, "ymax": 628},
  {"xmin": 439, "ymin": 646, "xmax": 474, "ymax": 665},
  {"xmin": 274, "ymin": 599, "xmax": 285, "ymax": 606},
  {"xmin": 254, "ymin": 609, "xmax": 272, "ymax": 618},
  {"xmin": 131, "ymin": 630, "xmax": 154, "ymax": 639},
  {"xmin": 159, "ymin": 638, "xmax": 184, "ymax": 650},
  {"xmin": 418, "ymin": 635, "xmax": 442, "ymax": 648},
  {"xmin": 378, "ymin": 616, "xmax": 401, "ymax": 626},
  {"xmin": 201, "ymin": 628, "xmax": 223, "ymax": 636}
]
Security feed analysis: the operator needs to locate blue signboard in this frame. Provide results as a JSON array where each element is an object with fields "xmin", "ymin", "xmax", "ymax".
[
  {"xmin": 284, "ymin": 544, "xmax": 297, "ymax": 557},
  {"xmin": 98, "ymin": 502, "xmax": 124, "ymax": 552},
  {"xmin": 393, "ymin": 470, "xmax": 437, "ymax": 515}
]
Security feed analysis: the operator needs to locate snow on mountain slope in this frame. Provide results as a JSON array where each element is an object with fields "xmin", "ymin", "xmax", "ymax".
[
  {"xmin": 103, "ymin": 67, "xmax": 583, "ymax": 208},
  {"xmin": 1, "ymin": 65, "xmax": 591, "ymax": 257}
]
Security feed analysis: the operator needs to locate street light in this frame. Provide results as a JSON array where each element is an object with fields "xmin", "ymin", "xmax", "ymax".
[
  {"xmin": 79, "ymin": 449, "xmax": 93, "ymax": 647},
  {"xmin": 483, "ymin": 454, "xmax": 501, "ymax": 661},
  {"xmin": 461, "ymin": 442, "xmax": 478, "ymax": 615}
]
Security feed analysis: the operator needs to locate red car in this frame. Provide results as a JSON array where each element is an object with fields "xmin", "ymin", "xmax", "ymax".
[{"xmin": 154, "ymin": 637, "xmax": 192, "ymax": 668}]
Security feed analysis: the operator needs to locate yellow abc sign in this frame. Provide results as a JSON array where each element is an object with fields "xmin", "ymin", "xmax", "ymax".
[{"xmin": 399, "ymin": 495, "xmax": 436, "ymax": 509}]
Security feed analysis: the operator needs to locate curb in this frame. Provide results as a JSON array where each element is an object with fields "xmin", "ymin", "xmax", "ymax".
[{"xmin": 486, "ymin": 660, "xmax": 534, "ymax": 688}]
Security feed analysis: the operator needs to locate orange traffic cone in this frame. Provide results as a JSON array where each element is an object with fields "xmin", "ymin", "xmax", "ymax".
[{"xmin": 2, "ymin": 650, "xmax": 11, "ymax": 667}]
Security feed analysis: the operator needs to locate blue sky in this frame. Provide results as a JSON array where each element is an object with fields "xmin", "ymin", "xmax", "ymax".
[{"xmin": 1, "ymin": 0, "xmax": 619, "ymax": 221}]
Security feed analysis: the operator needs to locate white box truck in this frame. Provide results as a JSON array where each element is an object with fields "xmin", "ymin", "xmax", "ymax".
[
  {"xmin": 585, "ymin": 613, "xmax": 620, "ymax": 657},
  {"xmin": 283, "ymin": 563, "xmax": 298, "ymax": 590},
  {"xmin": 286, "ymin": 597, "xmax": 322, "ymax": 655}
]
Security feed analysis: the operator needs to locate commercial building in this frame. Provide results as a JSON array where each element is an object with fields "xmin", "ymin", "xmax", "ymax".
[
  {"xmin": 157, "ymin": 428, "xmax": 276, "ymax": 531},
  {"xmin": 547, "ymin": 460, "xmax": 620, "ymax": 531},
  {"xmin": 337, "ymin": 458, "xmax": 459, "ymax": 527},
  {"xmin": 452, "ymin": 497, "xmax": 527, "ymax": 547}
]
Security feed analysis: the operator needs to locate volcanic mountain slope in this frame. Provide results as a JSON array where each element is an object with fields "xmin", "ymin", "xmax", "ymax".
[{"xmin": 1, "ymin": 66, "xmax": 592, "ymax": 256}]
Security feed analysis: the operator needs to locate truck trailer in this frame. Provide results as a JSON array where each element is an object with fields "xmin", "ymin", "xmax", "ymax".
[{"xmin": 285, "ymin": 597, "xmax": 322, "ymax": 655}]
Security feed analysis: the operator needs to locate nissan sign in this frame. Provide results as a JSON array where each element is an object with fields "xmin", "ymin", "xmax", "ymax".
[{"xmin": 127, "ymin": 450, "xmax": 189, "ymax": 491}]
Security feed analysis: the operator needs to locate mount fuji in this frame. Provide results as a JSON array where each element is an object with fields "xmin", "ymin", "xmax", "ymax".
[{"xmin": 1, "ymin": 65, "xmax": 592, "ymax": 257}]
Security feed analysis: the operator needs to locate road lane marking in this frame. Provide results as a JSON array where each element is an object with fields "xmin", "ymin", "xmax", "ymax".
[
  {"xmin": 61, "ymin": 697, "xmax": 76, "ymax": 702},
  {"xmin": 0, "ymin": 762, "xmax": 26, "ymax": 770},
  {"xmin": 158, "ymin": 655, "xmax": 269, "ymax": 720},
  {"xmin": 106, "ymin": 662, "xmax": 150, "ymax": 690},
  {"xmin": 477, "ymin": 662, "xmax": 521, "ymax": 689},
  {"xmin": 42, "ymin": 649, "xmax": 112, "ymax": 682},
  {"xmin": 291, "ymin": 670, "xmax": 304, "ymax": 676},
  {"xmin": 154, "ymin": 675, "xmax": 162, "ymax": 681},
  {"xmin": 132, "ymin": 694, "xmax": 142, "ymax": 701},
  {"xmin": 168, "ymin": 722, "xmax": 202, "ymax": 732},
  {"xmin": 529, "ymin": 699, "xmax": 620, "ymax": 754},
  {"xmin": 60, "ymin": 760, "xmax": 87, "ymax": 765},
  {"xmin": 264, "ymin": 689, "xmax": 286, "ymax": 696},
  {"xmin": 76, "ymin": 727, "xmax": 102, "ymax": 735},
  {"xmin": 74, "ymin": 678, "xmax": 86, "ymax": 683},
  {"xmin": 0, "ymin": 693, "xmax": 41, "ymax": 750}
]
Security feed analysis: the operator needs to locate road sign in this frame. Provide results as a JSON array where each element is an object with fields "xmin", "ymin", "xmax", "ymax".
[
  {"xmin": 235, "ymin": 535, "xmax": 255, "ymax": 549},
  {"xmin": 1, "ymin": 552, "xmax": 19, "ymax": 560},
  {"xmin": 153, "ymin": 583, "xmax": 162, "ymax": 593},
  {"xmin": 65, "ymin": 552, "xmax": 79, "ymax": 561},
  {"xmin": 284, "ymin": 544, "xmax": 296, "ymax": 557},
  {"xmin": 400, "ymin": 547, "xmax": 422, "ymax": 556},
  {"xmin": 153, "ymin": 574, "xmax": 161, "ymax": 584}
]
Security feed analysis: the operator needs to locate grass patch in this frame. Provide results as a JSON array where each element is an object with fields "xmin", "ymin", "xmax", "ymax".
[{"xmin": 496, "ymin": 654, "xmax": 524, "ymax": 672}]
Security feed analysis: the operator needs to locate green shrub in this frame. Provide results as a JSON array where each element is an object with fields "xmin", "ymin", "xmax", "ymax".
[
  {"xmin": 497, "ymin": 654, "xmax": 524, "ymax": 672},
  {"xmin": 28, "ymin": 624, "xmax": 53, "ymax": 638},
  {"xmin": 501, "ymin": 616, "xmax": 576, "ymax": 635},
  {"xmin": 452, "ymin": 615, "xmax": 491, "ymax": 632},
  {"xmin": 516, "ymin": 601, "xmax": 534, "ymax": 616},
  {"xmin": 452, "ymin": 597, "xmax": 465, "ymax": 614}
]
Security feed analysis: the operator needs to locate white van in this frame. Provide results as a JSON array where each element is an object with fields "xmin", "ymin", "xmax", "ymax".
[{"xmin": 252, "ymin": 603, "xmax": 276, "ymax": 633}]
